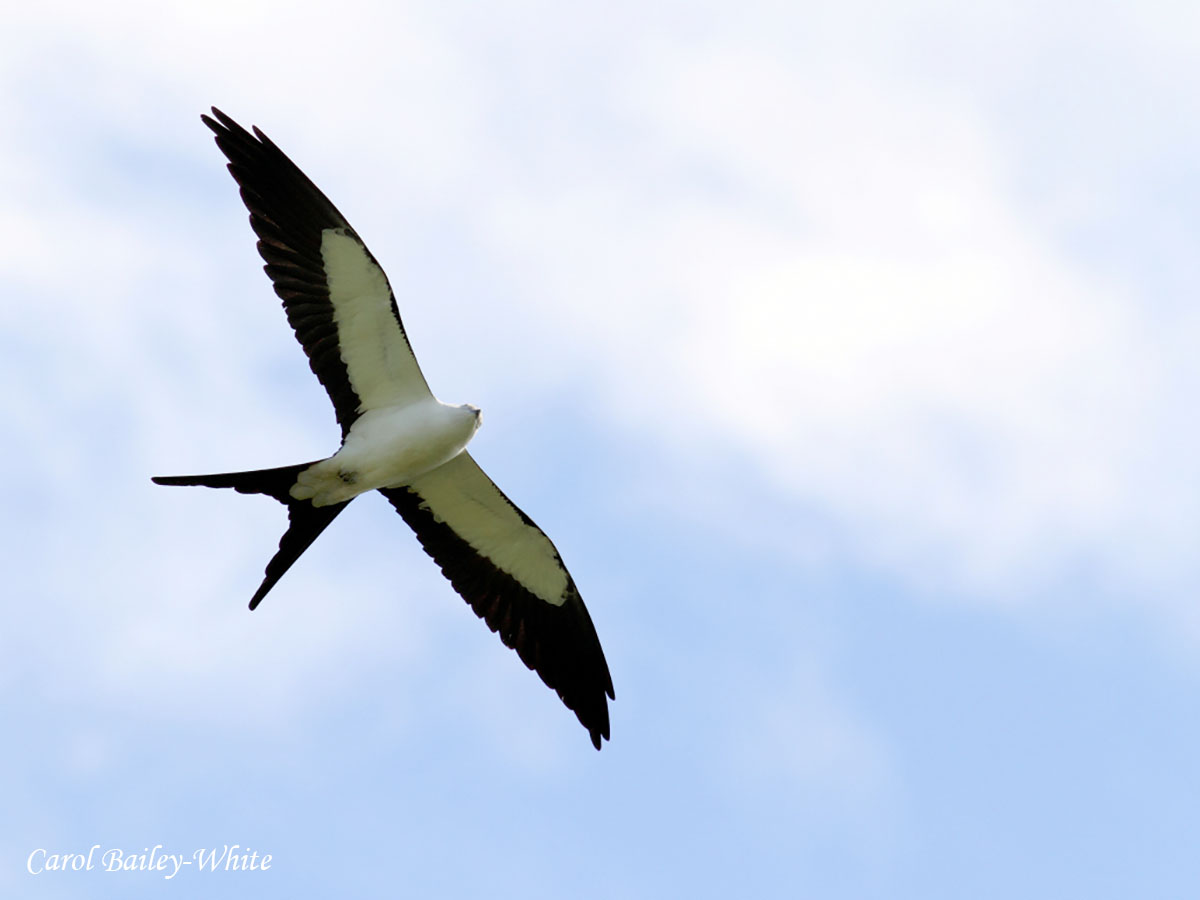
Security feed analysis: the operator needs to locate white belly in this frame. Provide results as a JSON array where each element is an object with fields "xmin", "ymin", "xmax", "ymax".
[{"xmin": 290, "ymin": 400, "xmax": 480, "ymax": 506}]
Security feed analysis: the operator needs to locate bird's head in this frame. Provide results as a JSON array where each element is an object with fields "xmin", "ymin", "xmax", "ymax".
[{"xmin": 462, "ymin": 403, "xmax": 482, "ymax": 431}]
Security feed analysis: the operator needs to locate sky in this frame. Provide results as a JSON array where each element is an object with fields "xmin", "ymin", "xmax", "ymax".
[{"xmin": 3, "ymin": 0, "xmax": 1200, "ymax": 896}]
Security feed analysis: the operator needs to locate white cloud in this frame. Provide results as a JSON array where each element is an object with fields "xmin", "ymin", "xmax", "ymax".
[{"xmin": 473, "ymin": 26, "xmax": 1200, "ymax": 620}]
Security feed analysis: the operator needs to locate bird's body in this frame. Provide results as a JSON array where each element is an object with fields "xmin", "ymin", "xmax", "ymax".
[
  {"xmin": 154, "ymin": 108, "xmax": 613, "ymax": 748},
  {"xmin": 293, "ymin": 400, "xmax": 480, "ymax": 507}
]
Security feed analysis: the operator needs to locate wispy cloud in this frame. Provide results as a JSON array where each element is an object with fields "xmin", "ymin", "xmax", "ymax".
[{"xmin": 470, "ymin": 13, "xmax": 1200, "ymax": 628}]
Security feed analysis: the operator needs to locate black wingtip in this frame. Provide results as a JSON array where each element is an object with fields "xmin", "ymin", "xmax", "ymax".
[
  {"xmin": 203, "ymin": 106, "xmax": 232, "ymax": 130},
  {"xmin": 248, "ymin": 571, "xmax": 277, "ymax": 610},
  {"xmin": 203, "ymin": 107, "xmax": 259, "ymax": 146}
]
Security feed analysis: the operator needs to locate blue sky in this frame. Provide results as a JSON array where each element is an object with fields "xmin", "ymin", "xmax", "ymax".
[{"xmin": 3, "ymin": 0, "xmax": 1200, "ymax": 897}]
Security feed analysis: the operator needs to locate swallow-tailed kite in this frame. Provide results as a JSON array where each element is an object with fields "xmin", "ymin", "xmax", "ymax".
[{"xmin": 154, "ymin": 108, "xmax": 613, "ymax": 748}]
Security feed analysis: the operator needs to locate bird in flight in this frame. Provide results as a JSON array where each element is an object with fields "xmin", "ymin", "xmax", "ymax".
[{"xmin": 154, "ymin": 108, "xmax": 613, "ymax": 748}]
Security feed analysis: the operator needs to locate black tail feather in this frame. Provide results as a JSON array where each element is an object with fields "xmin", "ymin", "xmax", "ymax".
[
  {"xmin": 152, "ymin": 462, "xmax": 316, "ymax": 503},
  {"xmin": 153, "ymin": 463, "xmax": 350, "ymax": 609}
]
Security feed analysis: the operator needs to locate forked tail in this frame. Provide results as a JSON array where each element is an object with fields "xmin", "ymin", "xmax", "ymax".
[{"xmin": 153, "ymin": 462, "xmax": 350, "ymax": 609}]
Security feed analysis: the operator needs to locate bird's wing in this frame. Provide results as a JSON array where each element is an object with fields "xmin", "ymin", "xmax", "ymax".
[
  {"xmin": 379, "ymin": 451, "xmax": 614, "ymax": 748},
  {"xmin": 203, "ymin": 107, "xmax": 432, "ymax": 437}
]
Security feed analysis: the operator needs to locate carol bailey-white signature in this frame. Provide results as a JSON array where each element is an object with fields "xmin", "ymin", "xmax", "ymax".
[{"xmin": 27, "ymin": 844, "xmax": 271, "ymax": 880}]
